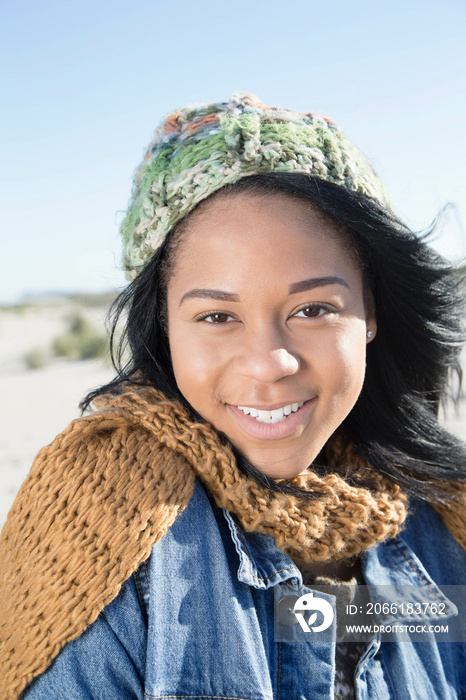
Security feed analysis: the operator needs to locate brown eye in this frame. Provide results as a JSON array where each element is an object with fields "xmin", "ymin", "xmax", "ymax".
[
  {"xmin": 207, "ymin": 313, "xmax": 230, "ymax": 323},
  {"xmin": 295, "ymin": 305, "xmax": 328, "ymax": 318},
  {"xmin": 197, "ymin": 312, "xmax": 234, "ymax": 323}
]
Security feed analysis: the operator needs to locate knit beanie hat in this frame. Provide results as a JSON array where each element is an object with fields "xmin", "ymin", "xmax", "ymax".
[{"xmin": 121, "ymin": 93, "xmax": 390, "ymax": 278}]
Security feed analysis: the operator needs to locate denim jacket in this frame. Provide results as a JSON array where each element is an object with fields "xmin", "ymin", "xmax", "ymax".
[{"xmin": 23, "ymin": 480, "xmax": 466, "ymax": 700}]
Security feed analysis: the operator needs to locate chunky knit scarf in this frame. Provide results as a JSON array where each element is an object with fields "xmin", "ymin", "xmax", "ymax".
[{"xmin": 1, "ymin": 383, "xmax": 465, "ymax": 699}]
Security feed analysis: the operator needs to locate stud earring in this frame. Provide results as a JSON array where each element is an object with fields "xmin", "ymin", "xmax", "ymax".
[{"xmin": 367, "ymin": 330, "xmax": 374, "ymax": 339}]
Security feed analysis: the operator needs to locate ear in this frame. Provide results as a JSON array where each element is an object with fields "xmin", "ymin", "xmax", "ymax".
[
  {"xmin": 365, "ymin": 311, "xmax": 377, "ymax": 344},
  {"xmin": 364, "ymin": 289, "xmax": 377, "ymax": 344}
]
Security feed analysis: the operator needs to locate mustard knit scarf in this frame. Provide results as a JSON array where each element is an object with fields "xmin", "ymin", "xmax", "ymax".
[{"xmin": 1, "ymin": 383, "xmax": 465, "ymax": 699}]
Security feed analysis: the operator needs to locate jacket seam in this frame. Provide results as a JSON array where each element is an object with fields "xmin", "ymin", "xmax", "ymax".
[
  {"xmin": 392, "ymin": 541, "xmax": 449, "ymax": 605},
  {"xmin": 230, "ymin": 518, "xmax": 298, "ymax": 583},
  {"xmin": 246, "ymin": 563, "xmax": 299, "ymax": 583},
  {"xmin": 144, "ymin": 695, "xmax": 259, "ymax": 699},
  {"xmin": 378, "ymin": 652, "xmax": 397, "ymax": 699},
  {"xmin": 277, "ymin": 637, "xmax": 282, "ymax": 700}
]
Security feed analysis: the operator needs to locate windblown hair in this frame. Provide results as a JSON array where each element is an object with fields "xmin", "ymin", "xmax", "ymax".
[{"xmin": 82, "ymin": 174, "xmax": 466, "ymax": 502}]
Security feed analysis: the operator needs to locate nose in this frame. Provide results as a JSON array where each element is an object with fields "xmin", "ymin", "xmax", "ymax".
[{"xmin": 233, "ymin": 326, "xmax": 300, "ymax": 383}]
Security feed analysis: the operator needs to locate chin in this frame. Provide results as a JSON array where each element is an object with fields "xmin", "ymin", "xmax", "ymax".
[{"xmin": 238, "ymin": 445, "xmax": 320, "ymax": 480}]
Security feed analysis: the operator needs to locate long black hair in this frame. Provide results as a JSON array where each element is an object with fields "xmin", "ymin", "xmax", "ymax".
[{"xmin": 81, "ymin": 174, "xmax": 466, "ymax": 502}]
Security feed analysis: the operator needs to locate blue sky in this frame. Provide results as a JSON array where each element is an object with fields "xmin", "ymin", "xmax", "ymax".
[{"xmin": 1, "ymin": 0, "xmax": 465, "ymax": 303}]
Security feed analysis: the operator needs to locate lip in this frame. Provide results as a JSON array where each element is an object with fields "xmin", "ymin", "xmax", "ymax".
[{"xmin": 228, "ymin": 399, "xmax": 316, "ymax": 440}]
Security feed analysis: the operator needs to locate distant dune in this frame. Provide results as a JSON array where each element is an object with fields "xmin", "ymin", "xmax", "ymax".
[{"xmin": 0, "ymin": 296, "xmax": 115, "ymax": 527}]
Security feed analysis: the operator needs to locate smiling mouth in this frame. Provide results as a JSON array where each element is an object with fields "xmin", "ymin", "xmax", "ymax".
[{"xmin": 236, "ymin": 402, "xmax": 305, "ymax": 424}]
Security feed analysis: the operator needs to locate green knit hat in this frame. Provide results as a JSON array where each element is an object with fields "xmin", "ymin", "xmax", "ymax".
[{"xmin": 121, "ymin": 93, "xmax": 389, "ymax": 278}]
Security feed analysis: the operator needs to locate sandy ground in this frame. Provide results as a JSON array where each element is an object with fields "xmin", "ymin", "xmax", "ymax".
[
  {"xmin": 0, "ymin": 304, "xmax": 114, "ymax": 528},
  {"xmin": 0, "ymin": 305, "xmax": 464, "ymax": 529}
]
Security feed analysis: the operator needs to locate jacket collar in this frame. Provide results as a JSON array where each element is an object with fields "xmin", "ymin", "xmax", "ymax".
[
  {"xmin": 224, "ymin": 508, "xmax": 458, "ymax": 623},
  {"xmin": 224, "ymin": 509, "xmax": 303, "ymax": 590}
]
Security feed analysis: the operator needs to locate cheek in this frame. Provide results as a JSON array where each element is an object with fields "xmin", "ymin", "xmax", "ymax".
[
  {"xmin": 169, "ymin": 326, "xmax": 226, "ymax": 404},
  {"xmin": 325, "ymin": 327, "xmax": 367, "ymax": 398}
]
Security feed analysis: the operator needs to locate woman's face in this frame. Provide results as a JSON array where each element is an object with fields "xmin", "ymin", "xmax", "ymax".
[{"xmin": 167, "ymin": 192, "xmax": 376, "ymax": 479}]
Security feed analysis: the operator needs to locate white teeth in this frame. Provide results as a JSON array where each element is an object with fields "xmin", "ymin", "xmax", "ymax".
[
  {"xmin": 257, "ymin": 410, "xmax": 270, "ymax": 422},
  {"xmin": 271, "ymin": 407, "xmax": 284, "ymax": 421},
  {"xmin": 236, "ymin": 401, "xmax": 305, "ymax": 424}
]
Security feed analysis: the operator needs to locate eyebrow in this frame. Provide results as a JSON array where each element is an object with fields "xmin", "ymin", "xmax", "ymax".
[
  {"xmin": 179, "ymin": 289, "xmax": 240, "ymax": 306},
  {"xmin": 179, "ymin": 277, "xmax": 349, "ymax": 306},
  {"xmin": 288, "ymin": 276, "xmax": 350, "ymax": 294}
]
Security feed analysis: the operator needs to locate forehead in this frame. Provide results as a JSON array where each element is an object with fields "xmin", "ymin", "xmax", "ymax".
[{"xmin": 168, "ymin": 191, "xmax": 362, "ymax": 289}]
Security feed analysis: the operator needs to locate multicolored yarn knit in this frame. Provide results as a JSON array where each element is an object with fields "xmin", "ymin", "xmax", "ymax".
[
  {"xmin": 1, "ymin": 383, "xmax": 466, "ymax": 699},
  {"xmin": 121, "ymin": 93, "xmax": 390, "ymax": 278}
]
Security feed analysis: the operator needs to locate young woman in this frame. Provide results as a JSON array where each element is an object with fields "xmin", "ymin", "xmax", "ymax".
[{"xmin": 1, "ymin": 93, "xmax": 466, "ymax": 699}]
